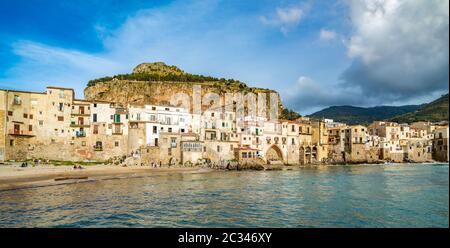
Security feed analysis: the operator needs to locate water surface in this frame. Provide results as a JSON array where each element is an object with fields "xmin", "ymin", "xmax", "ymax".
[{"xmin": 0, "ymin": 163, "xmax": 448, "ymax": 227}]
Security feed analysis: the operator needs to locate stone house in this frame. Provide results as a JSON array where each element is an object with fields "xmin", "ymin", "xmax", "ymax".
[{"xmin": 432, "ymin": 126, "xmax": 449, "ymax": 162}]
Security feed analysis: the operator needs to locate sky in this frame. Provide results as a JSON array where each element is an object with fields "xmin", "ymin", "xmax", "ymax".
[{"xmin": 0, "ymin": 0, "xmax": 448, "ymax": 114}]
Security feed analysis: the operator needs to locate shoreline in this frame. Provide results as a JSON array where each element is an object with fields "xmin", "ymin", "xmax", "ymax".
[
  {"xmin": 0, "ymin": 162, "xmax": 447, "ymax": 192},
  {"xmin": 0, "ymin": 163, "xmax": 213, "ymax": 192}
]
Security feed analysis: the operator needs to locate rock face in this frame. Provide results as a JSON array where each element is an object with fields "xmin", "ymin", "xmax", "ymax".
[{"xmin": 84, "ymin": 62, "xmax": 282, "ymax": 110}]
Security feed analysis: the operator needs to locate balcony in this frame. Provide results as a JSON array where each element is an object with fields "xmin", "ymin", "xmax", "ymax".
[
  {"xmin": 71, "ymin": 111, "xmax": 90, "ymax": 117},
  {"xmin": 70, "ymin": 121, "xmax": 90, "ymax": 128},
  {"xmin": 94, "ymin": 145, "xmax": 103, "ymax": 151},
  {"xmin": 70, "ymin": 123, "xmax": 90, "ymax": 128},
  {"xmin": 75, "ymin": 131, "xmax": 86, "ymax": 138},
  {"xmin": 8, "ymin": 129, "xmax": 34, "ymax": 137},
  {"xmin": 112, "ymin": 129, "xmax": 123, "ymax": 135}
]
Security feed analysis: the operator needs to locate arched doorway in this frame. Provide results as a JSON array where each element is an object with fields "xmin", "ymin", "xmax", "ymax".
[
  {"xmin": 266, "ymin": 145, "xmax": 283, "ymax": 163},
  {"xmin": 305, "ymin": 146, "xmax": 312, "ymax": 164}
]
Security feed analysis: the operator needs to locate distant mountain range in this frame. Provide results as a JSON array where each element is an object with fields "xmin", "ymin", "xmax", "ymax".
[
  {"xmin": 389, "ymin": 93, "xmax": 449, "ymax": 123},
  {"xmin": 308, "ymin": 93, "xmax": 449, "ymax": 125}
]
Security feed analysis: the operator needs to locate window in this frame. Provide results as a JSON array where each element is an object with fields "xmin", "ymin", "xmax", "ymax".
[
  {"xmin": 93, "ymin": 103, "xmax": 97, "ymax": 108},
  {"xmin": 291, "ymin": 138, "xmax": 295, "ymax": 145},
  {"xmin": 242, "ymin": 152, "xmax": 247, "ymax": 158},
  {"xmin": 168, "ymin": 127, "xmax": 172, "ymax": 133},
  {"xmin": 95, "ymin": 141, "xmax": 102, "ymax": 148},
  {"xmin": 13, "ymin": 95, "xmax": 21, "ymax": 105},
  {"xmin": 58, "ymin": 103, "xmax": 64, "ymax": 111},
  {"xmin": 114, "ymin": 114, "xmax": 121, "ymax": 123},
  {"xmin": 217, "ymin": 145, "xmax": 221, "ymax": 152},
  {"xmin": 181, "ymin": 128, "xmax": 185, "ymax": 133},
  {"xmin": 153, "ymin": 126, "xmax": 157, "ymax": 134},
  {"xmin": 10, "ymin": 140, "xmax": 14, "ymax": 146},
  {"xmin": 93, "ymin": 125, "xmax": 99, "ymax": 134},
  {"xmin": 152, "ymin": 107, "xmax": 156, "ymax": 110},
  {"xmin": 29, "ymin": 125, "xmax": 32, "ymax": 132},
  {"xmin": 29, "ymin": 114, "xmax": 33, "ymax": 119},
  {"xmin": 93, "ymin": 113, "xmax": 97, "ymax": 122},
  {"xmin": 7, "ymin": 111, "xmax": 12, "ymax": 116},
  {"xmin": 291, "ymin": 125, "xmax": 295, "ymax": 132},
  {"xmin": 165, "ymin": 107, "xmax": 169, "ymax": 111},
  {"xmin": 136, "ymin": 113, "xmax": 141, "ymax": 121},
  {"xmin": 39, "ymin": 120, "xmax": 43, "ymax": 126},
  {"xmin": 168, "ymin": 148, "xmax": 172, "ymax": 156},
  {"xmin": 23, "ymin": 113, "xmax": 28, "ymax": 118},
  {"xmin": 57, "ymin": 116, "xmax": 64, "ymax": 121},
  {"xmin": 115, "ymin": 141, "xmax": 119, "ymax": 147}
]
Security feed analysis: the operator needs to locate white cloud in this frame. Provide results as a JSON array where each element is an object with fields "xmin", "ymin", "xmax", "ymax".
[
  {"xmin": 341, "ymin": 0, "xmax": 449, "ymax": 102},
  {"xmin": 283, "ymin": 76, "xmax": 363, "ymax": 114},
  {"xmin": 260, "ymin": 6, "xmax": 304, "ymax": 34},
  {"xmin": 0, "ymin": 41, "xmax": 125, "ymax": 95},
  {"xmin": 12, "ymin": 41, "xmax": 120, "ymax": 73},
  {"xmin": 0, "ymin": 0, "xmax": 268, "ymax": 95},
  {"xmin": 319, "ymin": 29, "xmax": 337, "ymax": 41}
]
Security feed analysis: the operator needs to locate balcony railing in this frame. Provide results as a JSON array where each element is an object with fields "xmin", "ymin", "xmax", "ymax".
[
  {"xmin": 94, "ymin": 145, "xmax": 103, "ymax": 151},
  {"xmin": 8, "ymin": 129, "xmax": 34, "ymax": 136},
  {"xmin": 71, "ymin": 112, "xmax": 90, "ymax": 116},
  {"xmin": 76, "ymin": 131, "xmax": 86, "ymax": 138}
]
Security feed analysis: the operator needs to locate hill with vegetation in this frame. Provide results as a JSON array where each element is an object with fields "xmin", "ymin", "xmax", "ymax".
[
  {"xmin": 308, "ymin": 105, "xmax": 422, "ymax": 125},
  {"xmin": 84, "ymin": 62, "xmax": 284, "ymax": 113},
  {"xmin": 389, "ymin": 94, "xmax": 449, "ymax": 123}
]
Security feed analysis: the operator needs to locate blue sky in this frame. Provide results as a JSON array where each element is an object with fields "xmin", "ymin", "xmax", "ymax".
[{"xmin": 0, "ymin": 0, "xmax": 448, "ymax": 114}]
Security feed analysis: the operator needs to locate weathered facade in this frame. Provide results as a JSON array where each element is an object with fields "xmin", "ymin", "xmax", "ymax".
[
  {"xmin": 1, "ymin": 86, "xmax": 446, "ymax": 166},
  {"xmin": 432, "ymin": 127, "xmax": 449, "ymax": 162}
]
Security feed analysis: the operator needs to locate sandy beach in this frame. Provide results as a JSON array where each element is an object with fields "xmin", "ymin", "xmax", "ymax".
[{"xmin": 0, "ymin": 163, "xmax": 212, "ymax": 191}]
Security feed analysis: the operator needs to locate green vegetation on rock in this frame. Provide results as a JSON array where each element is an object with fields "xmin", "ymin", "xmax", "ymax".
[
  {"xmin": 308, "ymin": 105, "xmax": 421, "ymax": 125},
  {"xmin": 280, "ymin": 108, "xmax": 302, "ymax": 121},
  {"xmin": 389, "ymin": 94, "xmax": 449, "ymax": 123},
  {"xmin": 87, "ymin": 62, "xmax": 248, "ymax": 88},
  {"xmin": 308, "ymin": 93, "xmax": 449, "ymax": 125}
]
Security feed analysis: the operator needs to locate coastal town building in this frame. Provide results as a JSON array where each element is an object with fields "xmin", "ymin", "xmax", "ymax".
[
  {"xmin": 432, "ymin": 126, "xmax": 449, "ymax": 162},
  {"xmin": 0, "ymin": 86, "xmax": 447, "ymax": 166}
]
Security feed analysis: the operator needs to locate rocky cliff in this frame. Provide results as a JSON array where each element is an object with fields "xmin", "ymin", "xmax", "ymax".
[{"xmin": 84, "ymin": 62, "xmax": 282, "ymax": 111}]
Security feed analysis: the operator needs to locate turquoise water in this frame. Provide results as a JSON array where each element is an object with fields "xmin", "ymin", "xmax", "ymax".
[{"xmin": 0, "ymin": 163, "xmax": 448, "ymax": 227}]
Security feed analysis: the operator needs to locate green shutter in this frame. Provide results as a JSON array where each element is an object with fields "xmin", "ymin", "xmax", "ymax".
[{"xmin": 114, "ymin": 114, "xmax": 120, "ymax": 123}]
